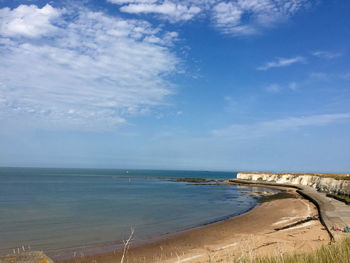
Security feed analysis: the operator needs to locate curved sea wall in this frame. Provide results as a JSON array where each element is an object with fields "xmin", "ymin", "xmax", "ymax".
[{"xmin": 236, "ymin": 173, "xmax": 350, "ymax": 196}]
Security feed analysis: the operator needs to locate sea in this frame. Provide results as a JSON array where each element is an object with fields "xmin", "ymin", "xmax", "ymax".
[{"xmin": 0, "ymin": 167, "xmax": 278, "ymax": 258}]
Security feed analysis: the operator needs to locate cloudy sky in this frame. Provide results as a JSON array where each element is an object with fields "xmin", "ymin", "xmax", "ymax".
[{"xmin": 0, "ymin": 0, "xmax": 349, "ymax": 172}]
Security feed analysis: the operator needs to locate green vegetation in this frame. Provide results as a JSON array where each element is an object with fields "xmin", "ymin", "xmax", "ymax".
[
  {"xmin": 228, "ymin": 179, "xmax": 302, "ymax": 190},
  {"xmin": 258, "ymin": 192, "xmax": 296, "ymax": 203},
  {"xmin": 326, "ymin": 193, "xmax": 350, "ymax": 205},
  {"xmin": 232, "ymin": 238, "xmax": 350, "ymax": 263}
]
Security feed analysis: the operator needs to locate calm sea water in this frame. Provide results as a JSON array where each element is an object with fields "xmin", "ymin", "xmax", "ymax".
[{"xmin": 0, "ymin": 168, "xmax": 277, "ymax": 257}]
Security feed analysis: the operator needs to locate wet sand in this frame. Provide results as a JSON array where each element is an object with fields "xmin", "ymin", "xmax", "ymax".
[{"xmin": 57, "ymin": 187, "xmax": 330, "ymax": 263}]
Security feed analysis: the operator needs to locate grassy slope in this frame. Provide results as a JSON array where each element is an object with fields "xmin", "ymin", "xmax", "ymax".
[{"xmin": 229, "ymin": 238, "xmax": 350, "ymax": 263}]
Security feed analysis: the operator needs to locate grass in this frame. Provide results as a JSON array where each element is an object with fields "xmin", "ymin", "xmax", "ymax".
[
  {"xmin": 206, "ymin": 238, "xmax": 350, "ymax": 263},
  {"xmin": 231, "ymin": 237, "xmax": 350, "ymax": 263}
]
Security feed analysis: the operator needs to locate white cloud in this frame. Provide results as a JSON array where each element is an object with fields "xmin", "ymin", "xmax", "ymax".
[
  {"xmin": 312, "ymin": 51, "xmax": 342, "ymax": 59},
  {"xmin": 212, "ymin": 2, "xmax": 256, "ymax": 35},
  {"xmin": 109, "ymin": 0, "xmax": 311, "ymax": 34},
  {"xmin": 265, "ymin": 82, "xmax": 297, "ymax": 93},
  {"xmin": 212, "ymin": 0, "xmax": 310, "ymax": 35},
  {"xmin": 257, "ymin": 56, "xmax": 305, "ymax": 70},
  {"xmin": 212, "ymin": 113, "xmax": 350, "ymax": 139},
  {"xmin": 108, "ymin": 0, "xmax": 158, "ymax": 4},
  {"xmin": 288, "ymin": 82, "xmax": 297, "ymax": 91},
  {"xmin": 265, "ymin": 83, "xmax": 281, "ymax": 93},
  {"xmin": 0, "ymin": 4, "xmax": 179, "ymax": 130},
  {"xmin": 0, "ymin": 4, "xmax": 62, "ymax": 38},
  {"xmin": 120, "ymin": 1, "xmax": 201, "ymax": 22}
]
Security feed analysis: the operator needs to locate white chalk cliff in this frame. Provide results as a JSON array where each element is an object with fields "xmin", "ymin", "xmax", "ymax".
[{"xmin": 237, "ymin": 173, "xmax": 350, "ymax": 196}]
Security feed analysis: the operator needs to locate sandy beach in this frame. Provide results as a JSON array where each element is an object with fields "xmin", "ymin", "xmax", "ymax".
[{"xmin": 57, "ymin": 187, "xmax": 330, "ymax": 263}]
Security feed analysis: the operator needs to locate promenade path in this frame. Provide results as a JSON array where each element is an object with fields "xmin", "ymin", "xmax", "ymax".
[
  {"xmin": 299, "ymin": 185, "xmax": 350, "ymax": 241},
  {"xmin": 228, "ymin": 179, "xmax": 350, "ymax": 242}
]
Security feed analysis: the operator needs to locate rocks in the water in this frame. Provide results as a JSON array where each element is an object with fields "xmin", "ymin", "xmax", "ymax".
[{"xmin": 171, "ymin": 178, "xmax": 216, "ymax": 183}]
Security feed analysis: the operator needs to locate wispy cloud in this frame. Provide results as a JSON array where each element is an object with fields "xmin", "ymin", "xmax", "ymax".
[
  {"xmin": 312, "ymin": 50, "xmax": 342, "ymax": 59},
  {"xmin": 0, "ymin": 4, "xmax": 179, "ymax": 130},
  {"xmin": 212, "ymin": 0, "xmax": 311, "ymax": 35},
  {"xmin": 259, "ymin": 50, "xmax": 342, "ymax": 73},
  {"xmin": 257, "ymin": 56, "xmax": 305, "ymax": 70},
  {"xmin": 265, "ymin": 83, "xmax": 281, "ymax": 93},
  {"xmin": 109, "ymin": 0, "xmax": 312, "ymax": 35},
  {"xmin": 310, "ymin": 72, "xmax": 330, "ymax": 80},
  {"xmin": 265, "ymin": 82, "xmax": 297, "ymax": 93},
  {"xmin": 309, "ymin": 71, "xmax": 350, "ymax": 81},
  {"xmin": 289, "ymin": 82, "xmax": 297, "ymax": 91},
  {"xmin": 120, "ymin": 2, "xmax": 201, "ymax": 22},
  {"xmin": 108, "ymin": 0, "xmax": 158, "ymax": 3},
  {"xmin": 212, "ymin": 113, "xmax": 350, "ymax": 139},
  {"xmin": 212, "ymin": 2, "xmax": 254, "ymax": 35}
]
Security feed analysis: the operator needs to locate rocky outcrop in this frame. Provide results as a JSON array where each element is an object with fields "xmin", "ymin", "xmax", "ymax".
[{"xmin": 237, "ymin": 172, "xmax": 350, "ymax": 196}]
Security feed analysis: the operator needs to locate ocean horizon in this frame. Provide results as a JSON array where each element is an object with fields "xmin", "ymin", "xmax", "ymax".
[{"xmin": 0, "ymin": 167, "xmax": 278, "ymax": 258}]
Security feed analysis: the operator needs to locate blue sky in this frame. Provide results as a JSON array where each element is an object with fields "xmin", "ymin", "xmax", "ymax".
[{"xmin": 0, "ymin": 0, "xmax": 349, "ymax": 172}]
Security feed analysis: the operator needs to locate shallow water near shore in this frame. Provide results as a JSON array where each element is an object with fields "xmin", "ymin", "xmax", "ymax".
[{"xmin": 0, "ymin": 167, "xmax": 278, "ymax": 258}]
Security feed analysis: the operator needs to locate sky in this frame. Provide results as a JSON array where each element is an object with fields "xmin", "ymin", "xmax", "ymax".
[{"xmin": 0, "ymin": 0, "xmax": 349, "ymax": 172}]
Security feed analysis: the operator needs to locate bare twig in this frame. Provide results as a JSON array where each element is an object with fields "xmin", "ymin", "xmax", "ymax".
[{"xmin": 120, "ymin": 227, "xmax": 135, "ymax": 263}]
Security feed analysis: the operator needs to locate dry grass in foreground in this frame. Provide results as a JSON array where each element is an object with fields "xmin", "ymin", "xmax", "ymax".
[{"xmin": 224, "ymin": 237, "xmax": 350, "ymax": 263}]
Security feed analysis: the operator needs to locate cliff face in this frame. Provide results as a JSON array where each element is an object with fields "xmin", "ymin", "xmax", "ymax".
[{"xmin": 236, "ymin": 173, "xmax": 350, "ymax": 196}]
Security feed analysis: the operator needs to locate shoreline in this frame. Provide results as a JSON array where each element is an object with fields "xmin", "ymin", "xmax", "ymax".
[
  {"xmin": 44, "ymin": 181, "xmax": 275, "ymax": 261},
  {"xmin": 56, "ymin": 184, "xmax": 330, "ymax": 263},
  {"xmin": 48, "ymin": 186, "xmax": 260, "ymax": 261},
  {"xmin": 230, "ymin": 177, "xmax": 350, "ymax": 242},
  {"xmin": 51, "ymin": 206, "xmax": 262, "ymax": 262},
  {"xmin": 48, "ymin": 207, "xmax": 258, "ymax": 261}
]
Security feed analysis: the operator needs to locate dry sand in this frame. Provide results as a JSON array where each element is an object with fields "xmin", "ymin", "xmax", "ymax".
[{"xmin": 57, "ymin": 187, "xmax": 330, "ymax": 263}]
